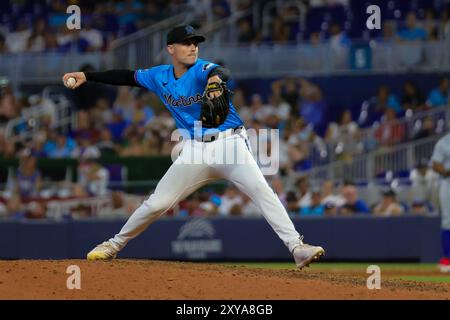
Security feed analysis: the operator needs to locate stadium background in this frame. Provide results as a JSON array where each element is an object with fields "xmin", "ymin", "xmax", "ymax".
[{"xmin": 0, "ymin": 0, "xmax": 449, "ymax": 274}]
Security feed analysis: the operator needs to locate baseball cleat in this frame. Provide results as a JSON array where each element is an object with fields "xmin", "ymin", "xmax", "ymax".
[
  {"xmin": 293, "ymin": 243, "xmax": 325, "ymax": 270},
  {"xmin": 87, "ymin": 241, "xmax": 118, "ymax": 261}
]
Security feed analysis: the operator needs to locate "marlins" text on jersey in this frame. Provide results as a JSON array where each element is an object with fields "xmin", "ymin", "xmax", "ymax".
[{"xmin": 163, "ymin": 93, "xmax": 203, "ymax": 107}]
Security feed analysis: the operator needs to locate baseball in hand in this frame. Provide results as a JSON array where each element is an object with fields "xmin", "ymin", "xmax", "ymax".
[{"xmin": 65, "ymin": 77, "xmax": 77, "ymax": 89}]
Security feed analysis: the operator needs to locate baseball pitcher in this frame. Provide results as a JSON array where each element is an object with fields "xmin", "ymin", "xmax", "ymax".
[{"xmin": 62, "ymin": 25, "xmax": 324, "ymax": 269}]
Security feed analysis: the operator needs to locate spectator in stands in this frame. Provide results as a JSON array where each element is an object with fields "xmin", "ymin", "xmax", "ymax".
[
  {"xmin": 397, "ymin": 12, "xmax": 427, "ymax": 42},
  {"xmin": 44, "ymin": 131, "xmax": 77, "ymax": 158},
  {"xmin": 199, "ymin": 193, "xmax": 221, "ymax": 216},
  {"xmin": 339, "ymin": 184, "xmax": 370, "ymax": 215},
  {"xmin": 288, "ymin": 141, "xmax": 312, "ymax": 172},
  {"xmin": 423, "ymin": 8, "xmax": 438, "ymax": 41},
  {"xmin": 270, "ymin": 15, "xmax": 291, "ymax": 44},
  {"xmin": 410, "ymin": 159, "xmax": 439, "ymax": 188},
  {"xmin": 13, "ymin": 154, "xmax": 42, "ymax": 199},
  {"xmin": 247, "ymin": 94, "xmax": 271, "ymax": 123},
  {"xmin": 0, "ymin": 132, "xmax": 15, "ymax": 158},
  {"xmin": 90, "ymin": 98, "xmax": 113, "ymax": 128},
  {"xmin": 402, "ymin": 80, "xmax": 425, "ymax": 112},
  {"xmin": 324, "ymin": 202, "xmax": 338, "ymax": 216},
  {"xmin": 298, "ymin": 78, "xmax": 328, "ymax": 133},
  {"xmin": 218, "ymin": 184, "xmax": 244, "ymax": 216},
  {"xmin": 325, "ymin": 109, "xmax": 359, "ymax": 160},
  {"xmin": 300, "ymin": 188, "xmax": 325, "ymax": 216},
  {"xmin": 409, "ymin": 159, "xmax": 440, "ymax": 207},
  {"xmin": 120, "ymin": 126, "xmax": 147, "ymax": 156},
  {"xmin": 186, "ymin": 194, "xmax": 207, "ymax": 217},
  {"xmin": 236, "ymin": 18, "xmax": 256, "ymax": 43},
  {"xmin": 96, "ymin": 128, "xmax": 117, "ymax": 157},
  {"xmin": 77, "ymin": 159, "xmax": 109, "ymax": 196},
  {"xmin": 71, "ymin": 135, "xmax": 101, "ymax": 159},
  {"xmin": 411, "ymin": 200, "xmax": 433, "ymax": 216},
  {"xmin": 58, "ymin": 29, "xmax": 91, "ymax": 53},
  {"xmin": 44, "ymin": 32, "xmax": 62, "ymax": 53},
  {"xmin": 269, "ymin": 81, "xmax": 291, "ymax": 125},
  {"xmin": 5, "ymin": 193, "xmax": 26, "ymax": 219},
  {"xmin": 24, "ymin": 201, "xmax": 46, "ymax": 219},
  {"xmin": 5, "ymin": 20, "xmax": 31, "ymax": 53},
  {"xmin": 128, "ymin": 92, "xmax": 155, "ymax": 126},
  {"xmin": 285, "ymin": 191, "xmax": 299, "ymax": 215},
  {"xmin": 106, "ymin": 109, "xmax": 129, "ymax": 143},
  {"xmin": 72, "ymin": 110, "xmax": 100, "ymax": 143},
  {"xmin": 363, "ymin": 85, "xmax": 402, "ymax": 126},
  {"xmin": 271, "ymin": 78, "xmax": 300, "ymax": 117},
  {"xmin": 26, "ymin": 18, "xmax": 47, "ymax": 52},
  {"xmin": 413, "ymin": 116, "xmax": 435, "ymax": 140},
  {"xmin": 426, "ymin": 77, "xmax": 449, "ymax": 108},
  {"xmin": 373, "ymin": 189, "xmax": 404, "ymax": 216},
  {"xmin": 328, "ymin": 23, "xmax": 351, "ymax": 54},
  {"xmin": 295, "ymin": 175, "xmax": 311, "ymax": 209},
  {"xmin": 379, "ymin": 21, "xmax": 396, "ymax": 43},
  {"xmin": 375, "ymin": 108, "xmax": 406, "ymax": 146},
  {"xmin": 0, "ymin": 86, "xmax": 19, "ymax": 124},
  {"xmin": 321, "ymin": 180, "xmax": 345, "ymax": 207},
  {"xmin": 80, "ymin": 18, "xmax": 104, "ymax": 51}
]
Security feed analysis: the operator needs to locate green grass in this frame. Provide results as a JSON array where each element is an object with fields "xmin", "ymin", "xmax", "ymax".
[
  {"xmin": 218, "ymin": 262, "xmax": 450, "ymax": 283},
  {"xmin": 220, "ymin": 262, "xmax": 438, "ymax": 271},
  {"xmin": 397, "ymin": 276, "xmax": 450, "ymax": 283}
]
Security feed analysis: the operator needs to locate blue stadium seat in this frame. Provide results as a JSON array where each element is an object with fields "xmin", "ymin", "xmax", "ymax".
[{"xmin": 106, "ymin": 164, "xmax": 127, "ymax": 191}]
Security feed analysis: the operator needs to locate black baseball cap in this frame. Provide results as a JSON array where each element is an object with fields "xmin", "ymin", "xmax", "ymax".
[
  {"xmin": 166, "ymin": 25, "xmax": 206, "ymax": 45},
  {"xmin": 382, "ymin": 189, "xmax": 396, "ymax": 197}
]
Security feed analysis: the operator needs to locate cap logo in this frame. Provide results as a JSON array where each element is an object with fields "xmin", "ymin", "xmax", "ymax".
[{"xmin": 185, "ymin": 25, "xmax": 195, "ymax": 34}]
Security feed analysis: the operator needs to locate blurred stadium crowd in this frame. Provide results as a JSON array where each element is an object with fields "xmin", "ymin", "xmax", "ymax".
[
  {"xmin": 0, "ymin": 0, "xmax": 449, "ymax": 220},
  {"xmin": 0, "ymin": 72, "xmax": 446, "ymax": 220},
  {"xmin": 1, "ymin": 0, "xmax": 450, "ymax": 54}
]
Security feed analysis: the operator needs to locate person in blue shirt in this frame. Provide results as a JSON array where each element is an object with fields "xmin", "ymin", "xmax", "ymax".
[
  {"xmin": 62, "ymin": 25, "xmax": 324, "ymax": 269},
  {"xmin": 426, "ymin": 77, "xmax": 449, "ymax": 108},
  {"xmin": 397, "ymin": 12, "xmax": 427, "ymax": 42},
  {"xmin": 300, "ymin": 189, "xmax": 325, "ymax": 216},
  {"xmin": 339, "ymin": 183, "xmax": 370, "ymax": 215}
]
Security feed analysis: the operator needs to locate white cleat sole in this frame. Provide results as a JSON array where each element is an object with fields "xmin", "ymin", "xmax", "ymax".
[{"xmin": 297, "ymin": 248, "xmax": 325, "ymax": 270}]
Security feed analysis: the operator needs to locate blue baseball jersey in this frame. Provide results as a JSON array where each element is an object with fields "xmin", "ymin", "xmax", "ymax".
[{"xmin": 134, "ymin": 58, "xmax": 243, "ymax": 138}]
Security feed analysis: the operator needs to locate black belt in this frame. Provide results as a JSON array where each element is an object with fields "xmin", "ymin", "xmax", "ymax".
[{"xmin": 200, "ymin": 126, "xmax": 244, "ymax": 143}]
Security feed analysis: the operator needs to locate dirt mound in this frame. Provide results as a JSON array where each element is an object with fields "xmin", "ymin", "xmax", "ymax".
[{"xmin": 0, "ymin": 260, "xmax": 449, "ymax": 300}]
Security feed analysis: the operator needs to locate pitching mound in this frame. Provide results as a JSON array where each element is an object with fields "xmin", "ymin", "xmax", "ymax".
[{"xmin": 0, "ymin": 260, "xmax": 449, "ymax": 300}]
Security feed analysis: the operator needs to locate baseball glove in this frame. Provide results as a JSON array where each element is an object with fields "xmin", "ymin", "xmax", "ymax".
[{"xmin": 200, "ymin": 81, "xmax": 230, "ymax": 128}]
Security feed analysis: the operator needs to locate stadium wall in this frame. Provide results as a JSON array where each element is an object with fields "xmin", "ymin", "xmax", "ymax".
[{"xmin": 0, "ymin": 216, "xmax": 441, "ymax": 262}]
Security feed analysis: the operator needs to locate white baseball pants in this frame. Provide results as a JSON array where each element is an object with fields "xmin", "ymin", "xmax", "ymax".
[{"xmin": 109, "ymin": 128, "xmax": 302, "ymax": 253}]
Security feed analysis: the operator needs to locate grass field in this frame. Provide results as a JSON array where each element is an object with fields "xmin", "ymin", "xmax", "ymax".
[{"xmin": 221, "ymin": 262, "xmax": 450, "ymax": 283}]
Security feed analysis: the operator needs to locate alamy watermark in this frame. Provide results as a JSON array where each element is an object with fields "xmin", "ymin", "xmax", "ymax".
[
  {"xmin": 66, "ymin": 5, "xmax": 81, "ymax": 30},
  {"xmin": 366, "ymin": 5, "xmax": 381, "ymax": 30},
  {"xmin": 170, "ymin": 122, "xmax": 280, "ymax": 175},
  {"xmin": 366, "ymin": 265, "xmax": 381, "ymax": 289},
  {"xmin": 66, "ymin": 265, "xmax": 81, "ymax": 290}
]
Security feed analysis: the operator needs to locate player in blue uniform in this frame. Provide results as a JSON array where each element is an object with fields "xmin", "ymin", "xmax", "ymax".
[{"xmin": 63, "ymin": 25, "xmax": 324, "ymax": 269}]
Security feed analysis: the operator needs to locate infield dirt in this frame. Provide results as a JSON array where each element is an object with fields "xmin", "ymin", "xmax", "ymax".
[{"xmin": 0, "ymin": 260, "xmax": 449, "ymax": 299}]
